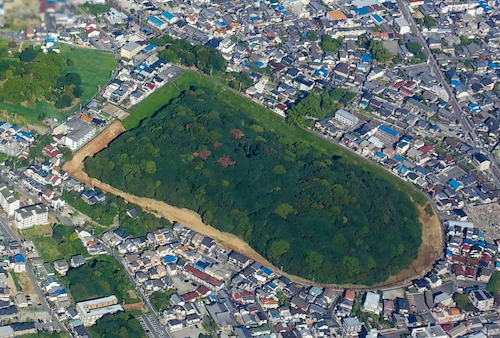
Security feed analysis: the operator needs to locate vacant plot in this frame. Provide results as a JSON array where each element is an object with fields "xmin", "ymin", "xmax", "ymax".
[
  {"xmin": 3, "ymin": 0, "xmax": 40, "ymax": 29},
  {"xmin": 31, "ymin": 237, "xmax": 61, "ymax": 263},
  {"xmin": 60, "ymin": 45, "xmax": 116, "ymax": 109},
  {"xmin": 20, "ymin": 223, "xmax": 53, "ymax": 239}
]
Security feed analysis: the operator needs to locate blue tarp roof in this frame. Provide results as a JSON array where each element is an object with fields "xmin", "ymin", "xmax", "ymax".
[
  {"xmin": 379, "ymin": 124, "xmax": 398, "ymax": 137},
  {"xmin": 448, "ymin": 179, "xmax": 462, "ymax": 189},
  {"xmin": 372, "ymin": 14, "xmax": 383, "ymax": 23},
  {"xmin": 362, "ymin": 54, "xmax": 371, "ymax": 63},
  {"xmin": 261, "ymin": 266, "xmax": 273, "ymax": 275},
  {"xmin": 354, "ymin": 7, "xmax": 370, "ymax": 15},
  {"xmin": 315, "ymin": 69, "xmax": 328, "ymax": 77},
  {"xmin": 164, "ymin": 255, "xmax": 177, "ymax": 263},
  {"xmin": 161, "ymin": 11, "xmax": 176, "ymax": 20},
  {"xmin": 394, "ymin": 155, "xmax": 405, "ymax": 163},
  {"xmin": 143, "ymin": 44, "xmax": 155, "ymax": 52}
]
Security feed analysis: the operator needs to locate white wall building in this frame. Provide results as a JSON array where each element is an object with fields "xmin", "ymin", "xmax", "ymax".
[
  {"xmin": 57, "ymin": 117, "xmax": 97, "ymax": 152},
  {"xmin": 394, "ymin": 17, "xmax": 410, "ymax": 34},
  {"xmin": 14, "ymin": 204, "xmax": 49, "ymax": 229},
  {"xmin": 76, "ymin": 295, "xmax": 124, "ymax": 326},
  {"xmin": 469, "ymin": 290, "xmax": 494, "ymax": 311},
  {"xmin": 0, "ymin": 183, "xmax": 19, "ymax": 216},
  {"xmin": 335, "ymin": 109, "xmax": 359, "ymax": 128}
]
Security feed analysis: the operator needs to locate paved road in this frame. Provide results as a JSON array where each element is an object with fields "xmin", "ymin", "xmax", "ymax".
[
  {"xmin": 104, "ymin": 243, "xmax": 172, "ymax": 338},
  {"xmin": 0, "ymin": 218, "xmax": 67, "ymax": 333},
  {"xmin": 139, "ymin": 314, "xmax": 169, "ymax": 338},
  {"xmin": 396, "ymin": 0, "xmax": 500, "ymax": 188}
]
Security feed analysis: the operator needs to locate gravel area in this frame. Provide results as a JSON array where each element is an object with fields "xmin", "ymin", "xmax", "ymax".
[{"xmin": 464, "ymin": 203, "xmax": 500, "ymax": 242}]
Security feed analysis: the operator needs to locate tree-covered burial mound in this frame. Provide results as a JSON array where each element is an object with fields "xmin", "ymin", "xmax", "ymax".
[{"xmin": 85, "ymin": 86, "xmax": 422, "ymax": 285}]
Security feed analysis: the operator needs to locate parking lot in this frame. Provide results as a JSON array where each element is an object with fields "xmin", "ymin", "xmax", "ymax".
[
  {"xmin": 138, "ymin": 314, "xmax": 168, "ymax": 338},
  {"xmin": 170, "ymin": 323, "xmax": 205, "ymax": 338},
  {"xmin": 171, "ymin": 275, "xmax": 198, "ymax": 295}
]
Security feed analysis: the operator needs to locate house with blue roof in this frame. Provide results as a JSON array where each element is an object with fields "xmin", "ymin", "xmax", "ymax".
[
  {"xmin": 17, "ymin": 131, "xmax": 34, "ymax": 142},
  {"xmin": 147, "ymin": 17, "xmax": 167, "ymax": 30},
  {"xmin": 354, "ymin": 7, "xmax": 370, "ymax": 15},
  {"xmin": 14, "ymin": 254, "xmax": 25, "ymax": 273},
  {"xmin": 396, "ymin": 165, "xmax": 410, "ymax": 176},
  {"xmin": 448, "ymin": 179, "xmax": 463, "ymax": 190},
  {"xmin": 372, "ymin": 14, "xmax": 383, "ymax": 23},
  {"xmin": 161, "ymin": 11, "xmax": 178, "ymax": 24},
  {"xmin": 261, "ymin": 266, "xmax": 273, "ymax": 276},
  {"xmin": 394, "ymin": 155, "xmax": 405, "ymax": 163},
  {"xmin": 375, "ymin": 151, "xmax": 387, "ymax": 161}
]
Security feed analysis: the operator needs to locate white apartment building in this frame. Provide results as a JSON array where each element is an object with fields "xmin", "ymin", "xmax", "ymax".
[
  {"xmin": 14, "ymin": 204, "xmax": 49, "ymax": 229},
  {"xmin": 65, "ymin": 124, "xmax": 96, "ymax": 151},
  {"xmin": 76, "ymin": 295, "xmax": 124, "ymax": 326},
  {"xmin": 469, "ymin": 290, "xmax": 494, "ymax": 311},
  {"xmin": 0, "ymin": 183, "xmax": 19, "ymax": 216},
  {"xmin": 335, "ymin": 109, "xmax": 359, "ymax": 128}
]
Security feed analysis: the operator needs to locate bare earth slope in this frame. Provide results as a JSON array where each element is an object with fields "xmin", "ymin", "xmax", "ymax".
[{"xmin": 63, "ymin": 121, "xmax": 443, "ymax": 289}]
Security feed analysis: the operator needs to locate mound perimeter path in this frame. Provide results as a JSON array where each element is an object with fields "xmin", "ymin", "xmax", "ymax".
[{"xmin": 63, "ymin": 121, "xmax": 443, "ymax": 289}]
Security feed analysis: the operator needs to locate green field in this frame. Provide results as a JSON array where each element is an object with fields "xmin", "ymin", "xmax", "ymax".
[
  {"xmin": 60, "ymin": 45, "xmax": 116, "ymax": 112},
  {"xmin": 90, "ymin": 71, "xmax": 425, "ymax": 285},
  {"xmin": 0, "ymin": 41, "xmax": 115, "ymax": 125},
  {"xmin": 30, "ymin": 225, "xmax": 89, "ymax": 263},
  {"xmin": 31, "ymin": 237, "xmax": 61, "ymax": 262}
]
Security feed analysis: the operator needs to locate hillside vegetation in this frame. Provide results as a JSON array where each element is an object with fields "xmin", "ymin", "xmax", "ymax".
[
  {"xmin": 0, "ymin": 40, "xmax": 115, "ymax": 124},
  {"xmin": 85, "ymin": 80, "xmax": 423, "ymax": 285}
]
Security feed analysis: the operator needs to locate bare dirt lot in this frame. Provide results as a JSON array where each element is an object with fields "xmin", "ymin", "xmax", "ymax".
[
  {"xmin": 64, "ymin": 121, "xmax": 444, "ymax": 289},
  {"xmin": 3, "ymin": 0, "xmax": 41, "ymax": 28}
]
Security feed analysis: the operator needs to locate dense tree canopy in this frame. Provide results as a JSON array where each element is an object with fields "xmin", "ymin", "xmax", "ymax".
[
  {"xmin": 369, "ymin": 40, "xmax": 393, "ymax": 63},
  {"xmin": 89, "ymin": 312, "xmax": 145, "ymax": 338},
  {"xmin": 150, "ymin": 34, "xmax": 173, "ymax": 46},
  {"xmin": 158, "ymin": 39, "xmax": 226, "ymax": 75},
  {"xmin": 321, "ymin": 35, "xmax": 343, "ymax": 53},
  {"xmin": 86, "ymin": 87, "xmax": 422, "ymax": 285},
  {"xmin": 287, "ymin": 87, "xmax": 356, "ymax": 126},
  {"xmin": 66, "ymin": 256, "xmax": 138, "ymax": 303},
  {"xmin": 62, "ymin": 191, "xmax": 171, "ymax": 236},
  {"xmin": 0, "ymin": 50, "xmax": 83, "ymax": 107}
]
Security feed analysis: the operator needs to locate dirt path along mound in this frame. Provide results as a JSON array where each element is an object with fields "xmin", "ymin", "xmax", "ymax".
[{"xmin": 63, "ymin": 121, "xmax": 443, "ymax": 289}]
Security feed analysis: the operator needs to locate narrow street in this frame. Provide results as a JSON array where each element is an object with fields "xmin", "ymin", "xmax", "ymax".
[{"xmin": 0, "ymin": 218, "xmax": 67, "ymax": 334}]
